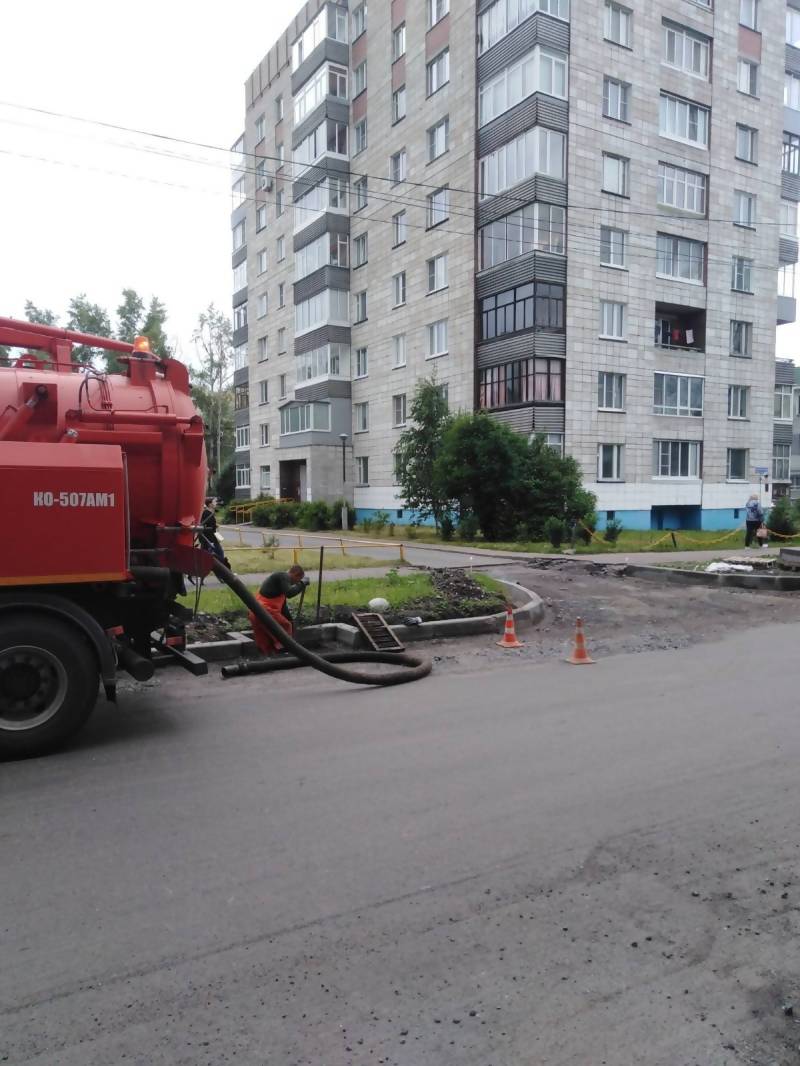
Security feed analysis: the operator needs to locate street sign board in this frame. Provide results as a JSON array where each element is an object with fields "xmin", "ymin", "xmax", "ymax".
[{"xmin": 754, "ymin": 466, "xmax": 769, "ymax": 475}]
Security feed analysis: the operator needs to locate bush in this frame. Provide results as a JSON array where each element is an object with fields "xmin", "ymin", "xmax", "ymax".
[
  {"xmin": 440, "ymin": 514, "xmax": 455, "ymax": 541},
  {"xmin": 457, "ymin": 513, "xmax": 480, "ymax": 541},
  {"xmin": 361, "ymin": 518, "xmax": 373, "ymax": 534},
  {"xmin": 603, "ymin": 518, "xmax": 624, "ymax": 543},
  {"xmin": 330, "ymin": 498, "xmax": 356, "ymax": 530},
  {"xmin": 215, "ymin": 461, "xmax": 236, "ymax": 505},
  {"xmin": 251, "ymin": 501, "xmax": 276, "ymax": 527},
  {"xmin": 768, "ymin": 497, "xmax": 796, "ymax": 536},
  {"xmin": 543, "ymin": 516, "xmax": 567, "ymax": 549},
  {"xmin": 297, "ymin": 500, "xmax": 332, "ymax": 531},
  {"xmin": 373, "ymin": 510, "xmax": 390, "ymax": 534},
  {"xmin": 407, "ymin": 523, "xmax": 418, "ymax": 539},
  {"xmin": 576, "ymin": 511, "xmax": 597, "ymax": 546},
  {"xmin": 272, "ymin": 501, "xmax": 299, "ymax": 528}
]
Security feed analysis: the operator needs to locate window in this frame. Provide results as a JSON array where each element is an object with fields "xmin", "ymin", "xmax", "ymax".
[
  {"xmin": 355, "ymin": 346, "xmax": 368, "ymax": 378},
  {"xmin": 354, "ymin": 402, "xmax": 369, "ymax": 432},
  {"xmin": 782, "ymin": 199, "xmax": 798, "ymax": 238},
  {"xmin": 233, "ymin": 343, "xmax": 247, "ymax": 371},
  {"xmin": 598, "ymin": 371, "xmax": 625, "ymax": 410},
  {"xmin": 353, "ymin": 60, "xmax": 367, "ymax": 96},
  {"xmin": 663, "ymin": 21, "xmax": 710, "ymax": 78},
  {"xmin": 293, "ymin": 63, "xmax": 348, "ymax": 124},
  {"xmin": 393, "ymin": 393, "xmax": 407, "ymax": 426},
  {"xmin": 392, "ymin": 86, "xmax": 406, "ymax": 123},
  {"xmin": 354, "ymin": 290, "xmax": 367, "ymax": 323},
  {"xmin": 280, "ymin": 403, "xmax": 331, "ymax": 435},
  {"xmin": 479, "ymin": 46, "xmax": 568, "ymax": 125},
  {"xmin": 356, "ymin": 456, "xmax": 369, "ymax": 485},
  {"xmin": 479, "ymin": 127, "xmax": 566, "ymax": 196},
  {"xmin": 390, "ymin": 149, "xmax": 407, "ymax": 184},
  {"xmin": 597, "ymin": 444, "xmax": 624, "ymax": 481},
  {"xmin": 274, "ymin": 283, "xmax": 283, "ymax": 309},
  {"xmin": 653, "ymin": 373, "xmax": 704, "ymax": 417},
  {"xmin": 353, "ymin": 232, "xmax": 368, "ymax": 267},
  {"xmin": 780, "ymin": 263, "xmax": 797, "ymax": 298},
  {"xmin": 233, "ymin": 304, "xmax": 248, "ymax": 330},
  {"xmin": 739, "ymin": 0, "xmax": 758, "ymax": 30},
  {"xmin": 233, "ymin": 262, "xmax": 247, "ymax": 291},
  {"xmin": 600, "ymin": 300, "xmax": 625, "ymax": 339},
  {"xmin": 728, "ymin": 385, "xmax": 749, "ymax": 419},
  {"xmin": 602, "ymin": 153, "xmax": 629, "ymax": 196},
  {"xmin": 604, "ymin": 2, "xmax": 631, "ymax": 46},
  {"xmin": 657, "ymin": 163, "xmax": 707, "ymax": 214},
  {"xmin": 480, "ymin": 204, "xmax": 566, "ymax": 268},
  {"xmin": 276, "ymin": 95, "xmax": 284, "ymax": 121},
  {"xmin": 392, "ymin": 23, "xmax": 406, "ymax": 60},
  {"xmin": 354, "ymin": 118, "xmax": 368, "ymax": 154},
  {"xmin": 392, "ymin": 210, "xmax": 407, "ymax": 246},
  {"xmin": 600, "ymin": 226, "xmax": 626, "ymax": 268},
  {"xmin": 427, "ymin": 319, "xmax": 449, "ymax": 357},
  {"xmin": 654, "ymin": 440, "xmax": 701, "ymax": 478},
  {"xmin": 727, "ymin": 448, "xmax": 748, "ymax": 481},
  {"xmin": 277, "ymin": 144, "xmax": 285, "ymax": 170},
  {"xmin": 659, "ymin": 93, "xmax": 709, "ymax": 148},
  {"xmin": 737, "ymin": 125, "xmax": 758, "ymax": 164},
  {"xmin": 291, "ymin": 6, "xmax": 347, "ymax": 70},
  {"xmin": 293, "ymin": 118, "xmax": 348, "ymax": 170},
  {"xmin": 232, "ymin": 177, "xmax": 246, "ymax": 208},
  {"xmin": 255, "ymin": 114, "xmax": 265, "ymax": 142},
  {"xmin": 656, "ymin": 234, "xmax": 705, "ymax": 283},
  {"xmin": 392, "ymin": 334, "xmax": 406, "ymax": 368},
  {"xmin": 427, "ymin": 254, "xmax": 448, "ymax": 292},
  {"xmin": 480, "ymin": 282, "xmax": 564, "ymax": 340},
  {"xmin": 293, "ymin": 175, "xmax": 349, "ymax": 227},
  {"xmin": 429, "ymin": 0, "xmax": 449, "ymax": 27},
  {"xmin": 775, "ymin": 384, "xmax": 793, "ymax": 420},
  {"xmin": 257, "ymin": 249, "xmax": 268, "ymax": 275},
  {"xmin": 479, "ymin": 0, "xmax": 569, "ymax": 55},
  {"xmin": 278, "ymin": 327, "xmax": 286, "ymax": 353},
  {"xmin": 427, "ymin": 186, "xmax": 449, "ymax": 227},
  {"xmin": 737, "ymin": 59, "xmax": 758, "ymax": 96},
  {"xmin": 256, "ymin": 205, "xmax": 267, "ymax": 233},
  {"xmin": 259, "ymin": 464, "xmax": 271, "ymax": 492},
  {"xmin": 478, "ymin": 357, "xmax": 563, "ymax": 408},
  {"xmin": 427, "ymin": 49, "xmax": 450, "ymax": 96},
  {"xmin": 354, "ymin": 176, "xmax": 368, "ymax": 210},
  {"xmin": 353, "ymin": 2, "xmax": 367, "ymax": 37},
  {"xmin": 234, "ymin": 383, "xmax": 249, "ymax": 411},
  {"xmin": 734, "ymin": 191, "xmax": 756, "ymax": 227},
  {"xmin": 787, "ymin": 73, "xmax": 800, "ymax": 111},
  {"xmin": 603, "ymin": 77, "xmax": 630, "ymax": 122},
  {"xmin": 730, "ymin": 320, "xmax": 752, "ymax": 357},
  {"xmin": 428, "ymin": 116, "xmax": 450, "ymax": 161},
  {"xmin": 277, "ymin": 236, "xmax": 285, "ymax": 260},
  {"xmin": 260, "ymin": 424, "xmax": 271, "ymax": 447},
  {"xmin": 774, "ymin": 445, "xmax": 791, "ymax": 481},
  {"xmin": 294, "ymin": 289, "xmax": 350, "ymax": 334},
  {"xmin": 789, "ymin": 8, "xmax": 800, "ymax": 47},
  {"xmin": 732, "ymin": 257, "xmax": 753, "ymax": 293},
  {"xmin": 279, "ymin": 374, "xmax": 287, "ymax": 399},
  {"xmin": 235, "ymin": 464, "xmax": 251, "ymax": 489},
  {"xmin": 232, "ymin": 221, "xmax": 245, "ymax": 251},
  {"xmin": 259, "ymin": 380, "xmax": 269, "ymax": 405},
  {"xmin": 392, "ymin": 271, "xmax": 407, "ymax": 307},
  {"xmin": 257, "ymin": 336, "xmax": 268, "ymax": 361},
  {"xmin": 296, "ymin": 342, "xmax": 350, "ymax": 382}
]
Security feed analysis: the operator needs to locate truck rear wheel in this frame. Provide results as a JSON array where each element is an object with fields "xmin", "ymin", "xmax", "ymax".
[{"xmin": 0, "ymin": 614, "xmax": 99, "ymax": 758}]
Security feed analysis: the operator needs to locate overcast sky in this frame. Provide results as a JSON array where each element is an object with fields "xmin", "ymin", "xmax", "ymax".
[{"xmin": 1, "ymin": 1, "xmax": 797, "ymax": 363}]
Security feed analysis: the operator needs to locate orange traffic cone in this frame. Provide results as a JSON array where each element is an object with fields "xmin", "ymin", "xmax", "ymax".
[
  {"xmin": 496, "ymin": 605, "xmax": 524, "ymax": 649},
  {"xmin": 566, "ymin": 617, "xmax": 594, "ymax": 664}
]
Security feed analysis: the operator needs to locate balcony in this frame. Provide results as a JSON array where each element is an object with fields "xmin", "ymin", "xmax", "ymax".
[{"xmin": 654, "ymin": 303, "xmax": 705, "ymax": 354}]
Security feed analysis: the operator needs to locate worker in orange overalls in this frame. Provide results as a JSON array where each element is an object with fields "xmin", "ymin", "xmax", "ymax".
[{"xmin": 249, "ymin": 565, "xmax": 308, "ymax": 655}]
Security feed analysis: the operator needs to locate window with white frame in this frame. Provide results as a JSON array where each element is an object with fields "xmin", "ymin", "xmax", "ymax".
[
  {"xmin": 732, "ymin": 256, "xmax": 753, "ymax": 293},
  {"xmin": 354, "ymin": 118, "xmax": 368, "ymax": 154},
  {"xmin": 277, "ymin": 236, "xmax": 285, "ymax": 260},
  {"xmin": 354, "ymin": 176, "xmax": 368, "ymax": 210},
  {"xmin": 235, "ymin": 464, "xmax": 251, "ymax": 488},
  {"xmin": 392, "ymin": 210, "xmax": 407, "ymax": 246},
  {"xmin": 257, "ymin": 249, "xmax": 267, "ymax": 275},
  {"xmin": 392, "ymin": 86, "xmax": 406, "ymax": 123},
  {"xmin": 480, "ymin": 204, "xmax": 566, "ymax": 268},
  {"xmin": 428, "ymin": 116, "xmax": 450, "ymax": 161},
  {"xmin": 392, "ymin": 271, "xmax": 407, "ymax": 307},
  {"xmin": 737, "ymin": 59, "xmax": 758, "ymax": 96},
  {"xmin": 392, "ymin": 334, "xmax": 407, "ymax": 367},
  {"xmin": 659, "ymin": 92, "xmax": 709, "ymax": 147},
  {"xmin": 233, "ymin": 305, "xmax": 248, "ymax": 331},
  {"xmin": 278, "ymin": 327, "xmax": 286, "ymax": 353},
  {"xmin": 257, "ymin": 336, "xmax": 268, "ymax": 361},
  {"xmin": 280, "ymin": 402, "xmax": 331, "ymax": 434},
  {"xmin": 277, "ymin": 282, "xmax": 285, "ymax": 308},
  {"xmin": 356, "ymin": 456, "xmax": 369, "ymax": 485},
  {"xmin": 390, "ymin": 148, "xmax": 407, "ymax": 184},
  {"xmin": 293, "ymin": 63, "xmax": 349, "ymax": 125},
  {"xmin": 276, "ymin": 94, "xmax": 284, "ymax": 121},
  {"xmin": 737, "ymin": 124, "xmax": 758, "ymax": 163},
  {"xmin": 296, "ymin": 342, "xmax": 349, "ymax": 382},
  {"xmin": 260, "ymin": 423, "xmax": 271, "ymax": 447},
  {"xmin": 233, "ymin": 262, "xmax": 247, "ymax": 292},
  {"xmin": 393, "ymin": 393, "xmax": 407, "ymax": 426},
  {"xmin": 603, "ymin": 77, "xmax": 630, "ymax": 122},
  {"xmin": 427, "ymin": 49, "xmax": 450, "ymax": 95},
  {"xmin": 392, "ymin": 22, "xmax": 406, "ymax": 60},
  {"xmin": 354, "ymin": 401, "xmax": 369, "ymax": 432},
  {"xmin": 279, "ymin": 373, "xmax": 286, "ymax": 399},
  {"xmin": 739, "ymin": 0, "xmax": 758, "ymax": 30},
  {"xmin": 429, "ymin": 0, "xmax": 449, "ymax": 26},
  {"xmin": 259, "ymin": 380, "xmax": 269, "ymax": 405},
  {"xmin": 653, "ymin": 372, "xmax": 704, "ymax": 417},
  {"xmin": 427, "ymin": 319, "xmax": 448, "ymax": 357},
  {"xmin": 234, "ymin": 383, "xmax": 249, "ymax": 410},
  {"xmin": 479, "ymin": 127, "xmax": 566, "ymax": 196},
  {"xmin": 600, "ymin": 226, "xmax": 626, "ymax": 268},
  {"xmin": 293, "ymin": 119, "xmax": 348, "ymax": 171},
  {"xmin": 427, "ymin": 253, "xmax": 448, "ymax": 292},
  {"xmin": 598, "ymin": 371, "xmax": 625, "ymax": 410},
  {"xmin": 604, "ymin": 2, "xmax": 631, "ymax": 46},
  {"xmin": 233, "ymin": 343, "xmax": 248, "ymax": 370},
  {"xmin": 779, "ymin": 263, "xmax": 796, "ymax": 297},
  {"xmin": 256, "ymin": 205, "xmax": 267, "ymax": 232},
  {"xmin": 774, "ymin": 445, "xmax": 791, "ymax": 481},
  {"xmin": 294, "ymin": 175, "xmax": 349, "ymax": 228},
  {"xmin": 232, "ymin": 220, "xmax": 245, "ymax": 251},
  {"xmin": 657, "ymin": 163, "xmax": 707, "ymax": 213},
  {"xmin": 232, "ymin": 177, "xmax": 246, "ymax": 209},
  {"xmin": 656, "ymin": 234, "xmax": 705, "ymax": 283},
  {"xmin": 352, "ymin": 2, "xmax": 367, "ymax": 37},
  {"xmin": 353, "ymin": 232, "xmax": 368, "ymax": 267},
  {"xmin": 781, "ymin": 199, "xmax": 798, "ymax": 237},
  {"xmin": 663, "ymin": 20, "xmax": 710, "ymax": 78},
  {"xmin": 775, "ymin": 384, "xmax": 793, "ymax": 420},
  {"xmin": 543, "ymin": 431, "xmax": 564, "ymax": 456},
  {"xmin": 727, "ymin": 447, "xmax": 748, "ymax": 481},
  {"xmin": 294, "ymin": 289, "xmax": 350, "ymax": 334},
  {"xmin": 600, "ymin": 301, "xmax": 626, "ymax": 339},
  {"xmin": 255, "ymin": 114, "xmax": 265, "ymax": 142},
  {"xmin": 353, "ymin": 60, "xmax": 367, "ymax": 96},
  {"xmin": 789, "ymin": 7, "xmax": 800, "ymax": 46},
  {"xmin": 728, "ymin": 385, "xmax": 749, "ymax": 419},
  {"xmin": 478, "ymin": 46, "xmax": 568, "ymax": 126},
  {"xmin": 478, "ymin": 0, "xmax": 569, "ymax": 56},
  {"xmin": 597, "ymin": 444, "xmax": 624, "ymax": 481},
  {"xmin": 730, "ymin": 320, "xmax": 752, "ymax": 357},
  {"xmin": 259, "ymin": 465, "xmax": 271, "ymax": 492},
  {"xmin": 427, "ymin": 186, "xmax": 449, "ymax": 227},
  {"xmin": 734, "ymin": 190, "xmax": 756, "ymax": 227},
  {"xmin": 355, "ymin": 346, "xmax": 368, "ymax": 378},
  {"xmin": 291, "ymin": 6, "xmax": 347, "ymax": 71},
  {"xmin": 654, "ymin": 440, "xmax": 701, "ymax": 478},
  {"xmin": 354, "ymin": 290, "xmax": 367, "ymax": 323},
  {"xmin": 787, "ymin": 73, "xmax": 800, "ymax": 111},
  {"xmin": 602, "ymin": 153, "xmax": 629, "ymax": 196}
]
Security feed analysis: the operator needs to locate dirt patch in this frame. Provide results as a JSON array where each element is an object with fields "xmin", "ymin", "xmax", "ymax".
[
  {"xmin": 325, "ymin": 569, "xmax": 506, "ymax": 625},
  {"xmin": 187, "ymin": 614, "xmax": 240, "ymax": 643}
]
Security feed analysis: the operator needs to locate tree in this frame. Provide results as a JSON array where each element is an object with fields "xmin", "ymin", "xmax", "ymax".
[
  {"xmin": 191, "ymin": 304, "xmax": 234, "ymax": 480},
  {"xmin": 66, "ymin": 294, "xmax": 113, "ymax": 365},
  {"xmin": 24, "ymin": 301, "xmax": 59, "ymax": 326},
  {"xmin": 116, "ymin": 289, "xmax": 145, "ymax": 343},
  {"xmin": 393, "ymin": 377, "xmax": 453, "ymax": 529},
  {"xmin": 140, "ymin": 297, "xmax": 170, "ymax": 358}
]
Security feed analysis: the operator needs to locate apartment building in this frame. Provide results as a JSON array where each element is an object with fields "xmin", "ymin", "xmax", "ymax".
[{"xmin": 231, "ymin": 0, "xmax": 798, "ymax": 532}]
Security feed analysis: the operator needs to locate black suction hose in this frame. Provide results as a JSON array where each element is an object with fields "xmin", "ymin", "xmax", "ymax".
[{"xmin": 211, "ymin": 559, "xmax": 432, "ymax": 686}]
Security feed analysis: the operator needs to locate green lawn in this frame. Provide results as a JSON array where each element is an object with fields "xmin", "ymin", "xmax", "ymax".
[{"xmin": 220, "ymin": 547, "xmax": 400, "ymax": 574}]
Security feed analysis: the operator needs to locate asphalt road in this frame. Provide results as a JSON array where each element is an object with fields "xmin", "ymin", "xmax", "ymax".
[{"xmin": 4, "ymin": 625, "xmax": 800, "ymax": 1064}]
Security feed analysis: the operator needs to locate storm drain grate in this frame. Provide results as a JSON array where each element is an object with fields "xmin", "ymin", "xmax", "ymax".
[{"xmin": 351, "ymin": 612, "xmax": 405, "ymax": 652}]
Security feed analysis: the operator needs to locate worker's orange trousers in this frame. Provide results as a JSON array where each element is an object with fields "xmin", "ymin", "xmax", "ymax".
[{"xmin": 249, "ymin": 593, "xmax": 293, "ymax": 655}]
